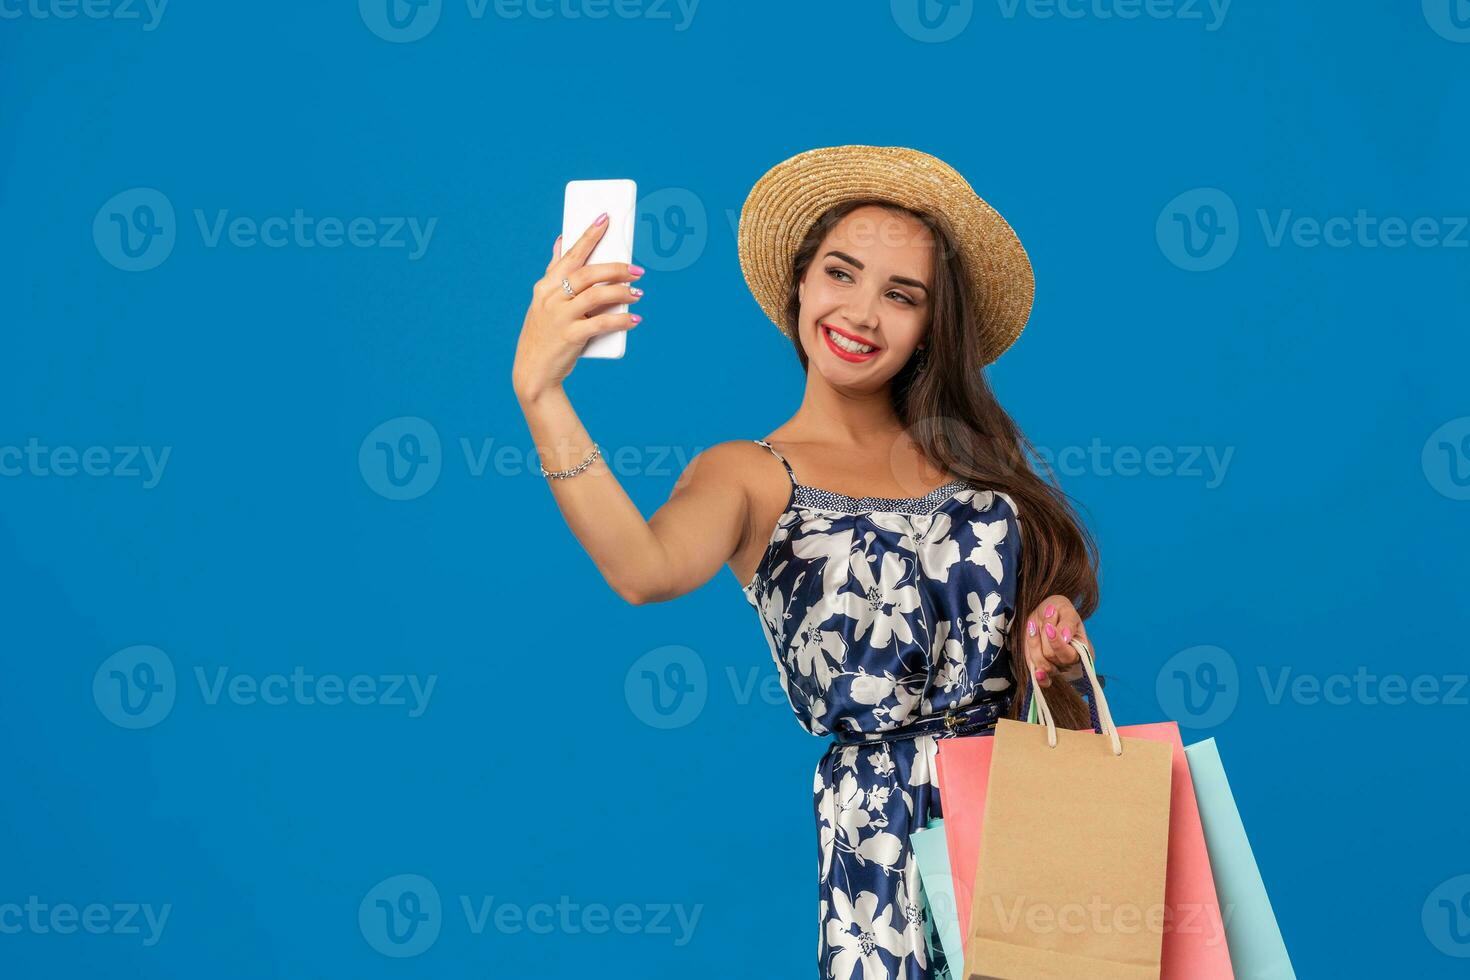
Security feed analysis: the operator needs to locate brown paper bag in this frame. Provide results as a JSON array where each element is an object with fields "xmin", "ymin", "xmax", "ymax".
[{"xmin": 963, "ymin": 639, "xmax": 1174, "ymax": 980}]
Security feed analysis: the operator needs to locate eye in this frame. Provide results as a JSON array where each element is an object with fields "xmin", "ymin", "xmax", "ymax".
[{"xmin": 828, "ymin": 266, "xmax": 917, "ymax": 305}]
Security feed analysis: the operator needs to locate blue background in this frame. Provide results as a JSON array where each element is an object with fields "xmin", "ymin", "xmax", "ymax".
[{"xmin": 3, "ymin": 1, "xmax": 1468, "ymax": 976}]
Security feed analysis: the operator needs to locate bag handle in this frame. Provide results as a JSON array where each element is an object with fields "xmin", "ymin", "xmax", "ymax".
[{"xmin": 1026, "ymin": 637, "xmax": 1123, "ymax": 756}]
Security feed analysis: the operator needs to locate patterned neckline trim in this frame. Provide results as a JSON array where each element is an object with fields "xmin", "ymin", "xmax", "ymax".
[
  {"xmin": 790, "ymin": 479, "xmax": 969, "ymax": 516},
  {"xmin": 753, "ymin": 439, "xmax": 967, "ymax": 516},
  {"xmin": 740, "ymin": 479, "xmax": 973, "ymax": 596}
]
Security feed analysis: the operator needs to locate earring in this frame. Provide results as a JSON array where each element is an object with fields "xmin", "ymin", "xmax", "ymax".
[{"xmin": 914, "ymin": 345, "xmax": 930, "ymax": 373}]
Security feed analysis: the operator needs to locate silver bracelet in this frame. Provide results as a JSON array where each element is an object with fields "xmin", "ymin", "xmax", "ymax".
[{"xmin": 540, "ymin": 442, "xmax": 601, "ymax": 480}]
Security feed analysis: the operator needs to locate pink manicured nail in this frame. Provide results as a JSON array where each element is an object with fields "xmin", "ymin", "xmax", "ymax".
[
  {"xmin": 629, "ymin": 313, "xmax": 642, "ymax": 323},
  {"xmin": 1044, "ymin": 604, "xmax": 1055, "ymax": 617},
  {"xmin": 629, "ymin": 286, "xmax": 643, "ymax": 297},
  {"xmin": 628, "ymin": 263, "xmax": 645, "ymax": 276},
  {"xmin": 594, "ymin": 212, "xmax": 608, "ymax": 226},
  {"xmin": 1061, "ymin": 628, "xmax": 1071, "ymax": 642},
  {"xmin": 1044, "ymin": 623, "xmax": 1056, "ymax": 640},
  {"xmin": 1027, "ymin": 619, "xmax": 1037, "ymax": 637}
]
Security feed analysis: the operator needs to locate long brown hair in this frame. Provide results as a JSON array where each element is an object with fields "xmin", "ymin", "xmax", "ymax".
[{"xmin": 783, "ymin": 199, "xmax": 1101, "ymax": 730}]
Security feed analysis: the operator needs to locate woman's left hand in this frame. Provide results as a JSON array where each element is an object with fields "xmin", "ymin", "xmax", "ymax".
[{"xmin": 1021, "ymin": 595, "xmax": 1093, "ymax": 688}]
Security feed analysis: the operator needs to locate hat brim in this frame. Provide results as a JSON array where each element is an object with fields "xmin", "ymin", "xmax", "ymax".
[{"xmin": 737, "ymin": 144, "xmax": 1034, "ymax": 367}]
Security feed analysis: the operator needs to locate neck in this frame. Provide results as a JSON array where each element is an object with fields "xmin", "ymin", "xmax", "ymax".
[{"xmin": 791, "ymin": 370, "xmax": 904, "ymax": 446}]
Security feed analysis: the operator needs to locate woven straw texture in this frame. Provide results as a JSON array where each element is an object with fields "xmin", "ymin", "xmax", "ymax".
[{"xmin": 736, "ymin": 144, "xmax": 1034, "ymax": 366}]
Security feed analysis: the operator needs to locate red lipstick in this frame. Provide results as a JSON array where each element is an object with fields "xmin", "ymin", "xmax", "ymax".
[{"xmin": 819, "ymin": 322, "xmax": 882, "ymax": 363}]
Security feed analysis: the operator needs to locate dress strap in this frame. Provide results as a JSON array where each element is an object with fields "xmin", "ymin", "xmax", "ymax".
[{"xmin": 752, "ymin": 438, "xmax": 797, "ymax": 487}]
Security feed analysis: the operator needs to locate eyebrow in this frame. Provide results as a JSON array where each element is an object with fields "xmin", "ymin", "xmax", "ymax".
[{"xmin": 823, "ymin": 250, "xmax": 929, "ymax": 293}]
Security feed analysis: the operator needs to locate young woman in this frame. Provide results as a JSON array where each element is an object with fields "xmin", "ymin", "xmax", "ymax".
[{"xmin": 512, "ymin": 145, "xmax": 1101, "ymax": 979}]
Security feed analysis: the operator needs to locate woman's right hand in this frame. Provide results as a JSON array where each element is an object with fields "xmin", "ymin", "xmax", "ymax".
[{"xmin": 511, "ymin": 213, "xmax": 645, "ymax": 404}]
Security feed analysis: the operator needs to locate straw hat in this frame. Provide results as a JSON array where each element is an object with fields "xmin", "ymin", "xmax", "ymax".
[{"xmin": 737, "ymin": 144, "xmax": 1035, "ymax": 366}]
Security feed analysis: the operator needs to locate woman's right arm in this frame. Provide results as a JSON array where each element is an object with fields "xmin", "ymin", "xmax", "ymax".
[{"xmin": 512, "ymin": 216, "xmax": 752, "ymax": 606}]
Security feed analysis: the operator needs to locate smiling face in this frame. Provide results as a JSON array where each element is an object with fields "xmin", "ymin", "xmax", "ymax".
[{"xmin": 796, "ymin": 204, "xmax": 936, "ymax": 386}]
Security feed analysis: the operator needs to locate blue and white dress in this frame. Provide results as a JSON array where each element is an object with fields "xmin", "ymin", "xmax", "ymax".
[{"xmin": 741, "ymin": 438, "xmax": 1022, "ymax": 980}]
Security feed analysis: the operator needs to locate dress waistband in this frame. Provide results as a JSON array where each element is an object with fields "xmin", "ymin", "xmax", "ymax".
[{"xmin": 830, "ymin": 699, "xmax": 1003, "ymax": 746}]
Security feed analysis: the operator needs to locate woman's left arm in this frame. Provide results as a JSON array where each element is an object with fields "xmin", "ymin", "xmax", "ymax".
[{"xmin": 1019, "ymin": 596, "xmax": 1092, "ymax": 689}]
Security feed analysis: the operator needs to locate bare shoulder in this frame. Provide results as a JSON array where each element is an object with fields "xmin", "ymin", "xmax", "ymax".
[
  {"xmin": 669, "ymin": 439, "xmax": 793, "ymax": 556},
  {"xmin": 670, "ymin": 439, "xmax": 774, "ymax": 498},
  {"xmin": 674, "ymin": 439, "xmax": 796, "ymax": 585}
]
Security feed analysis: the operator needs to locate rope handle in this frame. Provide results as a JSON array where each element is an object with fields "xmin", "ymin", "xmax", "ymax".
[{"xmin": 1025, "ymin": 637, "xmax": 1122, "ymax": 756}]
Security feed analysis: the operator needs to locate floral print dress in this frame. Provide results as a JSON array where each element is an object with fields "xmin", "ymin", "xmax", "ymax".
[{"xmin": 741, "ymin": 439, "xmax": 1022, "ymax": 980}]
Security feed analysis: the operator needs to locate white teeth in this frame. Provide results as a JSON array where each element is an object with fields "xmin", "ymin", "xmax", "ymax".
[{"xmin": 825, "ymin": 326, "xmax": 875, "ymax": 354}]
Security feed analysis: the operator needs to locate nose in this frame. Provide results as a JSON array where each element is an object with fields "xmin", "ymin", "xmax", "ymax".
[{"xmin": 841, "ymin": 286, "xmax": 882, "ymax": 330}]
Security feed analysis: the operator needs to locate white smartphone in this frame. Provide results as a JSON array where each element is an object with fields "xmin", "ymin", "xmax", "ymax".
[{"xmin": 561, "ymin": 178, "xmax": 638, "ymax": 359}]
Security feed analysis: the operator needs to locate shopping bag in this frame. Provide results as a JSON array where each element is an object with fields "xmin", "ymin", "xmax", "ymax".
[
  {"xmin": 1184, "ymin": 739, "xmax": 1297, "ymax": 979},
  {"xmin": 935, "ymin": 735, "xmax": 995, "ymax": 941},
  {"xmin": 911, "ymin": 818, "xmax": 965, "ymax": 973},
  {"xmin": 962, "ymin": 638, "xmax": 1175, "ymax": 980},
  {"xmin": 939, "ymin": 724, "xmax": 1233, "ymax": 977},
  {"xmin": 1109, "ymin": 722, "xmax": 1234, "ymax": 977}
]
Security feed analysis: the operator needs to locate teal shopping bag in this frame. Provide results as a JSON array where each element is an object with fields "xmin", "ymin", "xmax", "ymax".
[
  {"xmin": 1184, "ymin": 739, "xmax": 1297, "ymax": 979},
  {"xmin": 910, "ymin": 817, "xmax": 963, "ymax": 973}
]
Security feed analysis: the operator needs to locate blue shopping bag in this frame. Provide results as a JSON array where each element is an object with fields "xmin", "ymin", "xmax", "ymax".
[
  {"xmin": 1184, "ymin": 738, "xmax": 1297, "ymax": 979},
  {"xmin": 910, "ymin": 817, "xmax": 963, "ymax": 974}
]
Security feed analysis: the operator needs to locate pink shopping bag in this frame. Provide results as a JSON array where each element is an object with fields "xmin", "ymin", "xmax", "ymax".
[{"xmin": 936, "ymin": 643, "xmax": 1234, "ymax": 978}]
